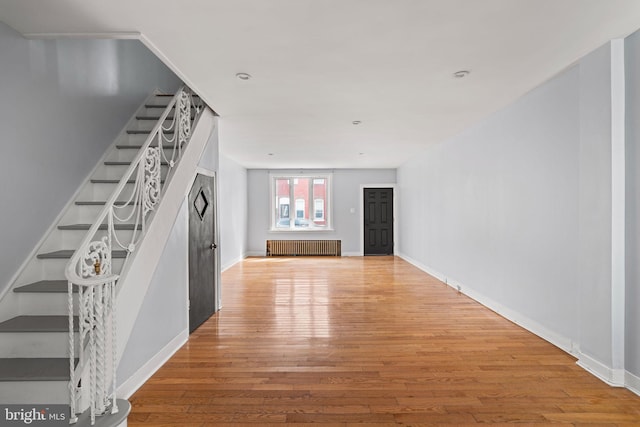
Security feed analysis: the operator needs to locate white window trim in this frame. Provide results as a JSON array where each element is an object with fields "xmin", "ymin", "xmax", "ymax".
[{"xmin": 270, "ymin": 172, "xmax": 333, "ymax": 232}]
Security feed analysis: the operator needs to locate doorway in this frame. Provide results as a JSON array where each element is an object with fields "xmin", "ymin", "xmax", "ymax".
[
  {"xmin": 188, "ymin": 173, "xmax": 218, "ymax": 333},
  {"xmin": 363, "ymin": 187, "xmax": 394, "ymax": 255}
]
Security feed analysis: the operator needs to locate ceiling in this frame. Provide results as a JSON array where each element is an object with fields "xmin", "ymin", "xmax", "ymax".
[{"xmin": 1, "ymin": 0, "xmax": 640, "ymax": 169}]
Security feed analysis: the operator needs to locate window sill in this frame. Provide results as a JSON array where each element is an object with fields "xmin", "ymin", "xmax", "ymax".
[{"xmin": 269, "ymin": 228, "xmax": 335, "ymax": 233}]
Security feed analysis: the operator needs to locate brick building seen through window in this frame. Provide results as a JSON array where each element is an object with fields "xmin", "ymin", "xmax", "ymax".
[{"xmin": 273, "ymin": 175, "xmax": 330, "ymax": 230}]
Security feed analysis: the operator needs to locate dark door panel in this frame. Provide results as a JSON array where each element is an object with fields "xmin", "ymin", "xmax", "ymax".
[
  {"xmin": 189, "ymin": 173, "xmax": 217, "ymax": 333},
  {"xmin": 364, "ymin": 188, "xmax": 394, "ymax": 255}
]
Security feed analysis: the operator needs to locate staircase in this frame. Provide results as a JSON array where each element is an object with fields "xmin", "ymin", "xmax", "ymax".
[{"xmin": 0, "ymin": 90, "xmax": 202, "ymax": 423}]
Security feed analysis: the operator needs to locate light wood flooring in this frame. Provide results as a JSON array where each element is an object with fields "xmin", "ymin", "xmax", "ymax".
[{"xmin": 128, "ymin": 256, "xmax": 640, "ymax": 426}]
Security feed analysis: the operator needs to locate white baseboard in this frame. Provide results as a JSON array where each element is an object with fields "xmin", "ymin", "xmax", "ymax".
[
  {"xmin": 577, "ymin": 352, "xmax": 625, "ymax": 387},
  {"xmin": 342, "ymin": 251, "xmax": 361, "ymax": 257},
  {"xmin": 221, "ymin": 253, "xmax": 247, "ymax": 273},
  {"xmin": 118, "ymin": 329, "xmax": 188, "ymax": 399},
  {"xmin": 398, "ymin": 252, "xmax": 448, "ymax": 283},
  {"xmin": 626, "ymin": 370, "xmax": 640, "ymax": 396},
  {"xmin": 397, "ymin": 253, "xmax": 577, "ymax": 357}
]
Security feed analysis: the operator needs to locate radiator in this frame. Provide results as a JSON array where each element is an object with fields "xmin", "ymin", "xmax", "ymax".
[{"xmin": 266, "ymin": 240, "xmax": 341, "ymax": 256}]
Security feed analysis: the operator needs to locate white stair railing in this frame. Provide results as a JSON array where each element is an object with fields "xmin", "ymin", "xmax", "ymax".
[{"xmin": 64, "ymin": 86, "xmax": 203, "ymax": 425}]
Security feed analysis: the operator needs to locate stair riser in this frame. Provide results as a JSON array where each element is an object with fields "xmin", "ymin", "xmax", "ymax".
[
  {"xmin": 110, "ymin": 145, "xmax": 180, "ymax": 163},
  {"xmin": 83, "ymin": 182, "xmax": 136, "ymax": 201},
  {"xmin": 39, "ymin": 230, "xmax": 121, "ymax": 255},
  {"xmin": 146, "ymin": 97, "xmax": 172, "ymax": 107},
  {"xmin": 57, "ymin": 230, "xmax": 139, "ymax": 253},
  {"xmin": 97, "ymin": 164, "xmax": 170, "ymax": 181},
  {"xmin": 120, "ymin": 134, "xmax": 181, "ymax": 149},
  {"xmin": 58, "ymin": 205, "xmax": 103, "ymax": 226},
  {"xmin": 0, "ymin": 332, "xmax": 79, "ymax": 358},
  {"xmin": 140, "ymin": 105, "xmax": 174, "ymax": 115},
  {"xmin": 8, "ymin": 259, "xmax": 126, "ymax": 293},
  {"xmin": 128, "ymin": 118, "xmax": 175, "ymax": 132},
  {"xmin": 35, "ymin": 258, "xmax": 126, "ymax": 280},
  {"xmin": 0, "ymin": 381, "xmax": 69, "ymax": 404},
  {"xmin": 17, "ymin": 293, "xmax": 80, "ymax": 316},
  {"xmin": 65, "ymin": 206, "xmax": 142, "ymax": 225}
]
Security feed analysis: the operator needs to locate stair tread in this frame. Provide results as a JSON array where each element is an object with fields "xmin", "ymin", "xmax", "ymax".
[
  {"xmin": 116, "ymin": 144, "xmax": 179, "ymax": 150},
  {"xmin": 76, "ymin": 201, "xmax": 131, "ymax": 206},
  {"xmin": 155, "ymin": 93, "xmax": 199, "ymax": 97},
  {"xmin": 135, "ymin": 115, "xmax": 193, "ymax": 121},
  {"xmin": 127, "ymin": 130, "xmax": 174, "ymax": 135},
  {"xmin": 0, "ymin": 316, "xmax": 78, "ymax": 333},
  {"xmin": 37, "ymin": 250, "xmax": 127, "ymax": 259},
  {"xmin": 104, "ymin": 160, "xmax": 169, "ymax": 166},
  {"xmin": 14, "ymin": 280, "xmax": 77, "ymax": 293},
  {"xmin": 0, "ymin": 358, "xmax": 75, "ymax": 381},
  {"xmin": 90, "ymin": 178, "xmax": 165, "ymax": 184},
  {"xmin": 59, "ymin": 224, "xmax": 141, "ymax": 231}
]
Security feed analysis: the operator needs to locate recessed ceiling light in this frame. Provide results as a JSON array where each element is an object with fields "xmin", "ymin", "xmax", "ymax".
[
  {"xmin": 352, "ymin": 120, "xmax": 361, "ymax": 125},
  {"xmin": 453, "ymin": 70, "xmax": 470, "ymax": 79},
  {"xmin": 236, "ymin": 72, "xmax": 252, "ymax": 80},
  {"xmin": 268, "ymin": 153, "xmax": 274, "ymax": 156}
]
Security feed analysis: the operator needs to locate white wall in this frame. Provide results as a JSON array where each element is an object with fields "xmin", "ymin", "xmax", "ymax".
[
  {"xmin": 219, "ymin": 154, "xmax": 248, "ymax": 271},
  {"xmin": 247, "ymin": 169, "xmax": 396, "ymax": 255},
  {"xmin": 0, "ymin": 22, "xmax": 181, "ymax": 296},
  {"xmin": 626, "ymin": 30, "xmax": 640, "ymax": 383}
]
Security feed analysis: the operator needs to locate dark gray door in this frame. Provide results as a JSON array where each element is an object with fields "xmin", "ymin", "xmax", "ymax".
[
  {"xmin": 364, "ymin": 188, "xmax": 394, "ymax": 255},
  {"xmin": 189, "ymin": 173, "xmax": 217, "ymax": 333}
]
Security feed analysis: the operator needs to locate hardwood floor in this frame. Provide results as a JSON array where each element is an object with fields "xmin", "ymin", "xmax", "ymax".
[{"xmin": 128, "ymin": 256, "xmax": 640, "ymax": 426}]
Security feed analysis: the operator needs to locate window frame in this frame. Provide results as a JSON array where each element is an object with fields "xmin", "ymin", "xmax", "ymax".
[{"xmin": 270, "ymin": 173, "xmax": 333, "ymax": 232}]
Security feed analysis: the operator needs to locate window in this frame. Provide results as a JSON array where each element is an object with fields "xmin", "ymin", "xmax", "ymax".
[{"xmin": 272, "ymin": 174, "xmax": 331, "ymax": 230}]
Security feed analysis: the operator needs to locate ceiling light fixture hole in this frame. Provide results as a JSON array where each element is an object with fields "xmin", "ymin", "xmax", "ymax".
[
  {"xmin": 352, "ymin": 120, "xmax": 361, "ymax": 125},
  {"xmin": 453, "ymin": 70, "xmax": 470, "ymax": 79},
  {"xmin": 236, "ymin": 72, "xmax": 252, "ymax": 80}
]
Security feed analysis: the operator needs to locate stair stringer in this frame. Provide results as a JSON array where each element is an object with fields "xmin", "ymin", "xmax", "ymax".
[{"xmin": 112, "ymin": 109, "xmax": 216, "ymax": 365}]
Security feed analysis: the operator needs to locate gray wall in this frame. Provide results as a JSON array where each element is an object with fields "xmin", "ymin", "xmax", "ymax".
[
  {"xmin": 397, "ymin": 66, "xmax": 581, "ymax": 346},
  {"xmin": 626, "ymin": 31, "xmax": 640, "ymax": 379},
  {"xmin": 219, "ymin": 154, "xmax": 248, "ymax": 271},
  {"xmin": 0, "ymin": 21, "xmax": 181, "ymax": 296},
  {"xmin": 578, "ymin": 42, "xmax": 613, "ymax": 368},
  {"xmin": 247, "ymin": 169, "xmax": 396, "ymax": 255}
]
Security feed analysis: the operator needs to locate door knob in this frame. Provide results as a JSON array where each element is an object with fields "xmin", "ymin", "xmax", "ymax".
[{"xmin": 210, "ymin": 243, "xmax": 217, "ymax": 250}]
